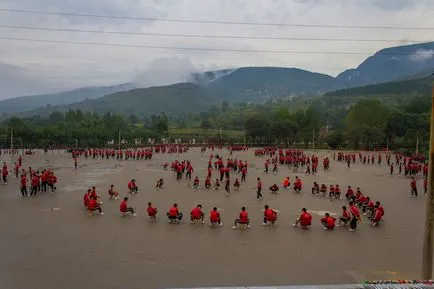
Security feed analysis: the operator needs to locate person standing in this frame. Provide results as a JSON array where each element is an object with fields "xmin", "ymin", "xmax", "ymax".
[
  {"xmin": 256, "ymin": 177, "xmax": 263, "ymax": 199},
  {"xmin": 349, "ymin": 201, "xmax": 361, "ymax": 232}
]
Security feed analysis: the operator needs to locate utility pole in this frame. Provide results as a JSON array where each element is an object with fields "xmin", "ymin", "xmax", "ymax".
[
  {"xmin": 422, "ymin": 77, "xmax": 434, "ymax": 279},
  {"xmin": 312, "ymin": 129, "xmax": 315, "ymax": 151},
  {"xmin": 10, "ymin": 128, "xmax": 13, "ymax": 155},
  {"xmin": 416, "ymin": 137, "xmax": 419, "ymax": 155},
  {"xmin": 75, "ymin": 139, "xmax": 78, "ymax": 150},
  {"xmin": 118, "ymin": 129, "xmax": 121, "ymax": 151}
]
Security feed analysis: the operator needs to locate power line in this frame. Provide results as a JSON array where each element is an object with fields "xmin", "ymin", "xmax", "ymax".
[
  {"xmin": 0, "ymin": 25, "xmax": 431, "ymax": 44},
  {"xmin": 1, "ymin": 8, "xmax": 434, "ymax": 30},
  {"xmin": 0, "ymin": 36, "xmax": 426, "ymax": 56}
]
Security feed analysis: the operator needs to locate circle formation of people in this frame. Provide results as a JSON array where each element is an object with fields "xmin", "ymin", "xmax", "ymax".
[{"xmin": 4, "ymin": 145, "xmax": 428, "ymax": 231}]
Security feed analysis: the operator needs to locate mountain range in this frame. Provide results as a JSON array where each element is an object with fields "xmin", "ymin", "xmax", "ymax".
[{"xmin": 1, "ymin": 41, "xmax": 433, "ymax": 117}]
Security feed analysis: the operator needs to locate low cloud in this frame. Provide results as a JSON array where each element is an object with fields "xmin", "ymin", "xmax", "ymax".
[
  {"xmin": 409, "ymin": 49, "xmax": 434, "ymax": 62},
  {"xmin": 131, "ymin": 57, "xmax": 205, "ymax": 88}
]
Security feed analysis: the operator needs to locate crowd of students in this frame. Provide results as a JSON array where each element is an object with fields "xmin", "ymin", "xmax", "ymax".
[{"xmin": 1, "ymin": 159, "xmax": 58, "ymax": 196}]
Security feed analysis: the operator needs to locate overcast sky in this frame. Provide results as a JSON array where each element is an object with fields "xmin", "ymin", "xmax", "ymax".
[{"xmin": 0, "ymin": 0, "xmax": 434, "ymax": 99}]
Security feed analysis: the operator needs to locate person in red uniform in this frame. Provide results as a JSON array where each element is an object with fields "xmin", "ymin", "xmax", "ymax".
[
  {"xmin": 262, "ymin": 205, "xmax": 277, "ymax": 225},
  {"xmin": 371, "ymin": 205, "xmax": 383, "ymax": 227},
  {"xmin": 204, "ymin": 176, "xmax": 211, "ymax": 189},
  {"xmin": 108, "ymin": 184, "xmax": 119, "ymax": 200},
  {"xmin": 193, "ymin": 176, "xmax": 200, "ymax": 189},
  {"xmin": 410, "ymin": 177, "xmax": 417, "ymax": 197},
  {"xmin": 311, "ymin": 182, "xmax": 319, "ymax": 195},
  {"xmin": 320, "ymin": 184, "xmax": 327, "ymax": 196},
  {"xmin": 293, "ymin": 208, "xmax": 312, "ymax": 229},
  {"xmin": 147, "ymin": 202, "xmax": 157, "ymax": 221},
  {"xmin": 233, "ymin": 178, "xmax": 240, "ymax": 191},
  {"xmin": 167, "ymin": 203, "xmax": 183, "ymax": 223},
  {"xmin": 233, "ymin": 206, "xmax": 250, "ymax": 229},
  {"xmin": 338, "ymin": 205, "xmax": 351, "ymax": 227},
  {"xmin": 329, "ymin": 184, "xmax": 335, "ymax": 198},
  {"xmin": 190, "ymin": 204, "xmax": 205, "ymax": 224},
  {"xmin": 334, "ymin": 184, "xmax": 341, "ymax": 199},
  {"xmin": 1, "ymin": 162, "xmax": 8, "ymax": 185},
  {"xmin": 320, "ymin": 212, "xmax": 336, "ymax": 230},
  {"xmin": 20, "ymin": 173, "xmax": 27, "ymax": 197},
  {"xmin": 256, "ymin": 177, "xmax": 263, "ymax": 199},
  {"xmin": 294, "ymin": 176, "xmax": 302, "ymax": 192},
  {"xmin": 128, "ymin": 179, "xmax": 138, "ymax": 194},
  {"xmin": 48, "ymin": 171, "xmax": 57, "ymax": 192},
  {"xmin": 210, "ymin": 207, "xmax": 222, "ymax": 227},
  {"xmin": 362, "ymin": 197, "xmax": 374, "ymax": 215},
  {"xmin": 349, "ymin": 201, "xmax": 361, "ymax": 231},
  {"xmin": 88, "ymin": 196, "xmax": 104, "ymax": 215},
  {"xmin": 30, "ymin": 173, "xmax": 39, "ymax": 196},
  {"xmin": 120, "ymin": 197, "xmax": 136, "ymax": 216}
]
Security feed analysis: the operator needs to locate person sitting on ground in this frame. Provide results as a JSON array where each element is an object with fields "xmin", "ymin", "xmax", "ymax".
[
  {"xmin": 312, "ymin": 182, "xmax": 319, "ymax": 195},
  {"xmin": 371, "ymin": 205, "xmax": 383, "ymax": 227},
  {"xmin": 283, "ymin": 177, "xmax": 290, "ymax": 189},
  {"xmin": 147, "ymin": 202, "xmax": 157, "ymax": 221},
  {"xmin": 362, "ymin": 196, "xmax": 374, "ymax": 215},
  {"xmin": 108, "ymin": 184, "xmax": 119, "ymax": 200},
  {"xmin": 193, "ymin": 176, "xmax": 200, "ymax": 189},
  {"xmin": 162, "ymin": 162, "xmax": 168, "ymax": 170},
  {"xmin": 128, "ymin": 179, "xmax": 138, "ymax": 194},
  {"xmin": 320, "ymin": 183, "xmax": 327, "ymax": 196},
  {"xmin": 156, "ymin": 178, "xmax": 164, "ymax": 189},
  {"xmin": 190, "ymin": 204, "xmax": 205, "ymax": 224},
  {"xmin": 204, "ymin": 177, "xmax": 211, "ymax": 189},
  {"xmin": 334, "ymin": 184, "xmax": 341, "ymax": 199},
  {"xmin": 346, "ymin": 185, "xmax": 354, "ymax": 201},
  {"xmin": 294, "ymin": 177, "xmax": 302, "ymax": 192},
  {"xmin": 269, "ymin": 183, "xmax": 279, "ymax": 193},
  {"xmin": 167, "ymin": 203, "xmax": 183, "ymax": 223},
  {"xmin": 262, "ymin": 205, "xmax": 277, "ymax": 225},
  {"xmin": 329, "ymin": 184, "xmax": 335, "ymax": 198},
  {"xmin": 320, "ymin": 212, "xmax": 336, "ymax": 230},
  {"xmin": 120, "ymin": 197, "xmax": 136, "ymax": 216},
  {"xmin": 293, "ymin": 208, "xmax": 312, "ymax": 229},
  {"xmin": 233, "ymin": 178, "xmax": 240, "ymax": 191},
  {"xmin": 338, "ymin": 205, "xmax": 351, "ymax": 227},
  {"xmin": 88, "ymin": 196, "xmax": 104, "ymax": 215},
  {"xmin": 233, "ymin": 206, "xmax": 250, "ymax": 229},
  {"xmin": 214, "ymin": 178, "xmax": 220, "ymax": 190},
  {"xmin": 210, "ymin": 207, "xmax": 222, "ymax": 227}
]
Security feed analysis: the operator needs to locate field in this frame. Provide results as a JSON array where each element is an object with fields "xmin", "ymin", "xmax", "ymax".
[{"xmin": 0, "ymin": 148, "xmax": 430, "ymax": 289}]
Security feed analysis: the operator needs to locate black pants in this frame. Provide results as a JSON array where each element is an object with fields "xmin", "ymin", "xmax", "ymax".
[
  {"xmin": 312, "ymin": 188, "xmax": 318, "ymax": 194},
  {"xmin": 241, "ymin": 174, "xmax": 246, "ymax": 182},
  {"xmin": 21, "ymin": 187, "xmax": 27, "ymax": 196},
  {"xmin": 273, "ymin": 166, "xmax": 277, "ymax": 172},
  {"xmin": 225, "ymin": 184, "xmax": 230, "ymax": 194},
  {"xmin": 2, "ymin": 175, "xmax": 6, "ymax": 183},
  {"xmin": 339, "ymin": 217, "xmax": 349, "ymax": 225},
  {"xmin": 167, "ymin": 213, "xmax": 183, "ymax": 221},
  {"xmin": 220, "ymin": 174, "xmax": 224, "ymax": 182},
  {"xmin": 48, "ymin": 183, "xmax": 55, "ymax": 192},
  {"xmin": 257, "ymin": 188, "xmax": 262, "ymax": 198},
  {"xmin": 265, "ymin": 167, "xmax": 268, "ymax": 174},
  {"xmin": 350, "ymin": 217, "xmax": 358, "ymax": 230},
  {"xmin": 123, "ymin": 207, "xmax": 135, "ymax": 214},
  {"xmin": 30, "ymin": 186, "xmax": 38, "ymax": 196},
  {"xmin": 42, "ymin": 181, "xmax": 47, "ymax": 192},
  {"xmin": 411, "ymin": 187, "xmax": 418, "ymax": 197},
  {"xmin": 186, "ymin": 172, "xmax": 191, "ymax": 180},
  {"xmin": 91, "ymin": 207, "xmax": 102, "ymax": 213}
]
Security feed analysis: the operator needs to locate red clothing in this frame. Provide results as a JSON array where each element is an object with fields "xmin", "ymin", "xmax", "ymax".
[
  {"xmin": 20, "ymin": 176, "xmax": 27, "ymax": 187},
  {"xmin": 210, "ymin": 210, "xmax": 220, "ymax": 222},
  {"xmin": 191, "ymin": 207, "xmax": 203, "ymax": 218},
  {"xmin": 300, "ymin": 212, "xmax": 312, "ymax": 226},
  {"xmin": 350, "ymin": 205, "xmax": 360, "ymax": 218},
  {"xmin": 120, "ymin": 201, "xmax": 128, "ymax": 212},
  {"xmin": 147, "ymin": 207, "xmax": 157, "ymax": 217},
  {"xmin": 169, "ymin": 206, "xmax": 179, "ymax": 217},
  {"xmin": 239, "ymin": 211, "xmax": 249, "ymax": 223},
  {"xmin": 128, "ymin": 181, "xmax": 136, "ymax": 189},
  {"xmin": 373, "ymin": 210, "xmax": 383, "ymax": 222},
  {"xmin": 342, "ymin": 210, "xmax": 350, "ymax": 219},
  {"xmin": 411, "ymin": 180, "xmax": 416, "ymax": 189},
  {"xmin": 31, "ymin": 176, "xmax": 39, "ymax": 187},
  {"xmin": 88, "ymin": 199, "xmax": 99, "ymax": 210},
  {"xmin": 264, "ymin": 209, "xmax": 277, "ymax": 221}
]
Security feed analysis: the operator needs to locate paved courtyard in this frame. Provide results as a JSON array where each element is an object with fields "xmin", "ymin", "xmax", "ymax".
[{"xmin": 0, "ymin": 149, "xmax": 429, "ymax": 289}]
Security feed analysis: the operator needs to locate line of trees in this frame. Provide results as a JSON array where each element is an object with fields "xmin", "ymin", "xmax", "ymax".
[{"xmin": 0, "ymin": 95, "xmax": 430, "ymax": 152}]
